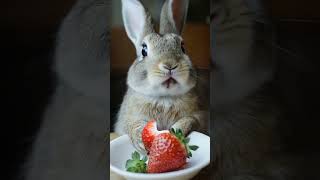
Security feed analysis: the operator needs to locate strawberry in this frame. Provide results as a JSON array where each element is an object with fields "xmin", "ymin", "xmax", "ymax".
[
  {"xmin": 141, "ymin": 119, "xmax": 169, "ymax": 153},
  {"xmin": 141, "ymin": 119, "xmax": 158, "ymax": 152},
  {"xmin": 147, "ymin": 128, "xmax": 199, "ymax": 173}
]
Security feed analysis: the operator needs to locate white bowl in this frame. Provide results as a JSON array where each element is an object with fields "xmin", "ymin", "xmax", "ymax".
[{"xmin": 110, "ymin": 131, "xmax": 210, "ymax": 180}]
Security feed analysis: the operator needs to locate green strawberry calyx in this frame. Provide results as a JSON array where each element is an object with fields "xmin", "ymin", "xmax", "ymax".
[
  {"xmin": 169, "ymin": 128, "xmax": 199, "ymax": 158},
  {"xmin": 125, "ymin": 151, "xmax": 148, "ymax": 173}
]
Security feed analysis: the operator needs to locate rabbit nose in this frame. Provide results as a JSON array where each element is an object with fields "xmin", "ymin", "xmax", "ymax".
[
  {"xmin": 160, "ymin": 64, "xmax": 178, "ymax": 71},
  {"xmin": 164, "ymin": 65, "xmax": 178, "ymax": 71}
]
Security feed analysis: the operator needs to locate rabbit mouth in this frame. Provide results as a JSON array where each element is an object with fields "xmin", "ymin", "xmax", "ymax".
[{"xmin": 162, "ymin": 77, "xmax": 177, "ymax": 88}]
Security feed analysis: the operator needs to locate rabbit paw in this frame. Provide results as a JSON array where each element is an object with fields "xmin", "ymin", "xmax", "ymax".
[
  {"xmin": 128, "ymin": 125, "xmax": 148, "ymax": 155},
  {"xmin": 171, "ymin": 116, "xmax": 200, "ymax": 136}
]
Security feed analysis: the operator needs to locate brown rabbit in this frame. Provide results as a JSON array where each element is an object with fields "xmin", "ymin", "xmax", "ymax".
[{"xmin": 114, "ymin": 0, "xmax": 207, "ymax": 154}]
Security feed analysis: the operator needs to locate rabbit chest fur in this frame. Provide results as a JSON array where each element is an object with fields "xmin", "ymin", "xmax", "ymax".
[{"xmin": 115, "ymin": 88, "xmax": 200, "ymax": 134}]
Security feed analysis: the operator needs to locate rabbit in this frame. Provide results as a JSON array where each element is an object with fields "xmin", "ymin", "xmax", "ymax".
[
  {"xmin": 114, "ymin": 0, "xmax": 207, "ymax": 154},
  {"xmin": 23, "ymin": 0, "xmax": 111, "ymax": 179}
]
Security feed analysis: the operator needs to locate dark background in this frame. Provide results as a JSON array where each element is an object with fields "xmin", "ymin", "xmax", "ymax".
[
  {"xmin": 2, "ymin": 0, "xmax": 76, "ymax": 179},
  {"xmin": 1, "ymin": 0, "xmax": 320, "ymax": 179},
  {"xmin": 275, "ymin": 21, "xmax": 320, "ymax": 151}
]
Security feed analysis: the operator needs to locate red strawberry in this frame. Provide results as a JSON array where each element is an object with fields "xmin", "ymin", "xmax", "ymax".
[
  {"xmin": 147, "ymin": 128, "xmax": 199, "ymax": 173},
  {"xmin": 141, "ymin": 119, "xmax": 158, "ymax": 152},
  {"xmin": 141, "ymin": 119, "xmax": 169, "ymax": 153}
]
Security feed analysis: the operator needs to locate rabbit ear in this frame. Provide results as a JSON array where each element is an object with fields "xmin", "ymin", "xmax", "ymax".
[
  {"xmin": 121, "ymin": 0, "xmax": 154, "ymax": 48},
  {"xmin": 159, "ymin": 0, "xmax": 189, "ymax": 35}
]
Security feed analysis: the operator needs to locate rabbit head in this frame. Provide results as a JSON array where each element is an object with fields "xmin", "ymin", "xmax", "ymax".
[{"xmin": 121, "ymin": 0, "xmax": 196, "ymax": 97}]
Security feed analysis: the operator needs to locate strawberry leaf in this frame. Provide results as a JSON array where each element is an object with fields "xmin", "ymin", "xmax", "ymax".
[
  {"xmin": 126, "ymin": 167, "xmax": 137, "ymax": 172},
  {"xmin": 189, "ymin": 145, "xmax": 199, "ymax": 151},
  {"xmin": 126, "ymin": 151, "xmax": 147, "ymax": 173},
  {"xmin": 132, "ymin": 151, "xmax": 140, "ymax": 160},
  {"xmin": 142, "ymin": 156, "xmax": 148, "ymax": 162},
  {"xmin": 170, "ymin": 128, "xmax": 175, "ymax": 134},
  {"xmin": 169, "ymin": 128, "xmax": 200, "ymax": 159},
  {"xmin": 126, "ymin": 159, "xmax": 135, "ymax": 168}
]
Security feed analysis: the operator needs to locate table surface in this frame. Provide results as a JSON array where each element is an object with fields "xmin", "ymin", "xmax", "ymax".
[{"xmin": 110, "ymin": 133, "xmax": 212, "ymax": 180}]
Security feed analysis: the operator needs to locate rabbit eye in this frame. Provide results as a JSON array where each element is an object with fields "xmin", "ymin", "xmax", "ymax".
[
  {"xmin": 142, "ymin": 43, "xmax": 148, "ymax": 57},
  {"xmin": 181, "ymin": 41, "xmax": 185, "ymax": 53}
]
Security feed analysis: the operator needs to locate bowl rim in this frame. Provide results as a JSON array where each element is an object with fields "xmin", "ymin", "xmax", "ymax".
[{"xmin": 110, "ymin": 131, "xmax": 210, "ymax": 179}]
